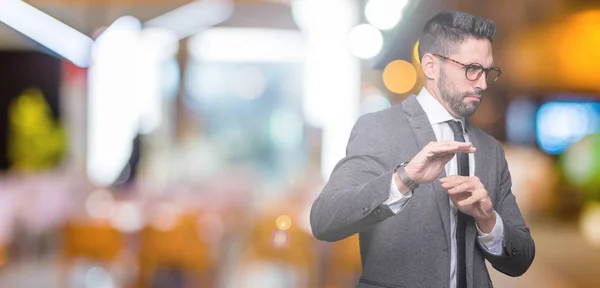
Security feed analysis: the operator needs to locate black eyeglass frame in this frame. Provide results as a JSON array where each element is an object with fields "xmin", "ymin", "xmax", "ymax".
[{"xmin": 432, "ymin": 53, "xmax": 502, "ymax": 84}]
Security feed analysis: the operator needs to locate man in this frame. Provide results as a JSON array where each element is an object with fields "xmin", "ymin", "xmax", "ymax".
[{"xmin": 310, "ymin": 10, "xmax": 535, "ymax": 288}]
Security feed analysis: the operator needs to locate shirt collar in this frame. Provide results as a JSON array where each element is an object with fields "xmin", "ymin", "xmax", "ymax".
[{"xmin": 415, "ymin": 87, "xmax": 466, "ymax": 133}]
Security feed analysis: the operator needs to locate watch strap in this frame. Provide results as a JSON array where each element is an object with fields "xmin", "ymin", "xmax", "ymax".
[{"xmin": 394, "ymin": 161, "xmax": 419, "ymax": 191}]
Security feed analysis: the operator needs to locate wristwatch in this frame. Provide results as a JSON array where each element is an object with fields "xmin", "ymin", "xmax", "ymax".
[{"xmin": 394, "ymin": 161, "xmax": 419, "ymax": 192}]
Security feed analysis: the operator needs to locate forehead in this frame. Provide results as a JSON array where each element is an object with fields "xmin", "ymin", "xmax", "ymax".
[{"xmin": 451, "ymin": 37, "xmax": 493, "ymax": 66}]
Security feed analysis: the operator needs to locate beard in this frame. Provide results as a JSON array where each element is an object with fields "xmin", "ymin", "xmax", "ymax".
[{"xmin": 437, "ymin": 69, "xmax": 483, "ymax": 118}]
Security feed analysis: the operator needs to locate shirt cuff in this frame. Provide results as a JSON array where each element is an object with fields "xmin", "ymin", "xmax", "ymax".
[
  {"xmin": 382, "ymin": 173, "xmax": 412, "ymax": 214},
  {"xmin": 476, "ymin": 211, "xmax": 504, "ymax": 256}
]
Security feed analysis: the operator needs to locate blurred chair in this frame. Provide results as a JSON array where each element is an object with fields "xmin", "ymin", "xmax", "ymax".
[
  {"xmin": 322, "ymin": 234, "xmax": 362, "ymax": 288},
  {"xmin": 60, "ymin": 220, "xmax": 126, "ymax": 287},
  {"xmin": 235, "ymin": 210, "xmax": 319, "ymax": 288},
  {"xmin": 137, "ymin": 213, "xmax": 214, "ymax": 288}
]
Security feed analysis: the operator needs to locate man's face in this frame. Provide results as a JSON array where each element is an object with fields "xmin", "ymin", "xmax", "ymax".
[{"xmin": 437, "ymin": 38, "xmax": 493, "ymax": 118}]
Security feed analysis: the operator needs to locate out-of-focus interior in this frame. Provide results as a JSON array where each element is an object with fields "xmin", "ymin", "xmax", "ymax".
[{"xmin": 0, "ymin": 0, "xmax": 599, "ymax": 287}]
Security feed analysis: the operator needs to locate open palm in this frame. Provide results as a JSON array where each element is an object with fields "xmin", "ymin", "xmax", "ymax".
[{"xmin": 405, "ymin": 141, "xmax": 476, "ymax": 184}]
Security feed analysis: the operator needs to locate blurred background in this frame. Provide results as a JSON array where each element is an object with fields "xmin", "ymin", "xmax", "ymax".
[{"xmin": 0, "ymin": 0, "xmax": 599, "ymax": 287}]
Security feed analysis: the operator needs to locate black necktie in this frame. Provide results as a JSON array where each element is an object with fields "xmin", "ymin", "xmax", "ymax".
[{"xmin": 447, "ymin": 120, "xmax": 468, "ymax": 288}]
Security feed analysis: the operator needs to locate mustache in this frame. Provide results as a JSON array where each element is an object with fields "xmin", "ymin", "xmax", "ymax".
[{"xmin": 461, "ymin": 88, "xmax": 484, "ymax": 98}]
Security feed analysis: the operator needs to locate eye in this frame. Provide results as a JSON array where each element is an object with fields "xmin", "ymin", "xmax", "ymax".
[{"xmin": 465, "ymin": 65, "xmax": 484, "ymax": 81}]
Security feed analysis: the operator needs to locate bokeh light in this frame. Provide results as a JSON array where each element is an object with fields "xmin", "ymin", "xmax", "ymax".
[
  {"xmin": 275, "ymin": 215, "xmax": 292, "ymax": 231},
  {"xmin": 271, "ymin": 230, "xmax": 290, "ymax": 249},
  {"xmin": 504, "ymin": 145, "xmax": 558, "ymax": 216},
  {"xmin": 562, "ymin": 134, "xmax": 600, "ymax": 196},
  {"xmin": 231, "ymin": 66, "xmax": 267, "ymax": 100},
  {"xmin": 84, "ymin": 266, "xmax": 114, "ymax": 288},
  {"xmin": 149, "ymin": 202, "xmax": 180, "ymax": 231},
  {"xmin": 410, "ymin": 40, "xmax": 425, "ymax": 94},
  {"xmin": 580, "ymin": 202, "xmax": 600, "ymax": 248},
  {"xmin": 361, "ymin": 92, "xmax": 391, "ymax": 115},
  {"xmin": 365, "ymin": 0, "xmax": 408, "ymax": 30},
  {"xmin": 412, "ymin": 40, "xmax": 420, "ymax": 65},
  {"xmin": 269, "ymin": 108, "xmax": 303, "ymax": 151},
  {"xmin": 506, "ymin": 99, "xmax": 538, "ymax": 144},
  {"xmin": 536, "ymin": 102, "xmax": 600, "ymax": 155},
  {"xmin": 383, "ymin": 60, "xmax": 417, "ymax": 94},
  {"xmin": 109, "ymin": 202, "xmax": 144, "ymax": 233},
  {"xmin": 347, "ymin": 24, "xmax": 383, "ymax": 59},
  {"xmin": 85, "ymin": 189, "xmax": 115, "ymax": 220}
]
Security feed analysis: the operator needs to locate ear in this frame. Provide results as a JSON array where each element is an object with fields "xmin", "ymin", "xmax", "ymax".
[{"xmin": 421, "ymin": 53, "xmax": 438, "ymax": 80}]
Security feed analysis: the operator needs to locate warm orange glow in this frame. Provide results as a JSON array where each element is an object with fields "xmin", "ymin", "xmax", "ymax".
[
  {"xmin": 383, "ymin": 60, "xmax": 417, "ymax": 94},
  {"xmin": 411, "ymin": 40, "xmax": 425, "ymax": 94},
  {"xmin": 276, "ymin": 215, "xmax": 292, "ymax": 231},
  {"xmin": 557, "ymin": 10, "xmax": 600, "ymax": 88},
  {"xmin": 412, "ymin": 40, "xmax": 420, "ymax": 65},
  {"xmin": 505, "ymin": 9, "xmax": 600, "ymax": 92}
]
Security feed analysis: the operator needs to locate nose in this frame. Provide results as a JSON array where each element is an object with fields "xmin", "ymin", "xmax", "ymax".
[{"xmin": 476, "ymin": 72, "xmax": 487, "ymax": 91}]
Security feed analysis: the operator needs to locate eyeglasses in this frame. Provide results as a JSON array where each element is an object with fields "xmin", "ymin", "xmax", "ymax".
[{"xmin": 432, "ymin": 54, "xmax": 502, "ymax": 84}]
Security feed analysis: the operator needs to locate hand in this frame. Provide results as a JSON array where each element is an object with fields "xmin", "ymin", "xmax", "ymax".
[
  {"xmin": 440, "ymin": 175, "xmax": 495, "ymax": 230},
  {"xmin": 404, "ymin": 141, "xmax": 476, "ymax": 184}
]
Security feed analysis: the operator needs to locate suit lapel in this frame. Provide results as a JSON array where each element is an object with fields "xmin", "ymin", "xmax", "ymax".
[{"xmin": 402, "ymin": 96, "xmax": 451, "ymax": 248}]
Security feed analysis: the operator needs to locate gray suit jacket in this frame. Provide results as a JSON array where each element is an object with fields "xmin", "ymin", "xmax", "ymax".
[{"xmin": 310, "ymin": 95, "xmax": 535, "ymax": 288}]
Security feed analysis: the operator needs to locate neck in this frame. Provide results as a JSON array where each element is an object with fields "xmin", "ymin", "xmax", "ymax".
[{"xmin": 423, "ymin": 82, "xmax": 462, "ymax": 120}]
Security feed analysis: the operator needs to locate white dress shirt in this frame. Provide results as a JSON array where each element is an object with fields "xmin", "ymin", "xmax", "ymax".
[{"xmin": 382, "ymin": 87, "xmax": 504, "ymax": 288}]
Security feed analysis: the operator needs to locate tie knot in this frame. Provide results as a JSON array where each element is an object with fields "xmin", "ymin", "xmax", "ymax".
[{"xmin": 447, "ymin": 120, "xmax": 463, "ymax": 135}]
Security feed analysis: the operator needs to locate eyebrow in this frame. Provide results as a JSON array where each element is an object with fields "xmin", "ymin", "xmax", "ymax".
[{"xmin": 467, "ymin": 60, "xmax": 495, "ymax": 68}]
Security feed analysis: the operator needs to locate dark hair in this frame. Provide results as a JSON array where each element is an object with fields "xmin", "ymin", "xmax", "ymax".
[{"xmin": 418, "ymin": 10, "xmax": 496, "ymax": 61}]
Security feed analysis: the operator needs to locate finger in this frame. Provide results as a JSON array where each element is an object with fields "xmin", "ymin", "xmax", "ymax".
[
  {"xmin": 441, "ymin": 179, "xmax": 467, "ymax": 190},
  {"xmin": 432, "ymin": 140, "xmax": 473, "ymax": 147},
  {"xmin": 457, "ymin": 189, "xmax": 485, "ymax": 206},
  {"xmin": 446, "ymin": 182, "xmax": 471, "ymax": 195},
  {"xmin": 459, "ymin": 146, "xmax": 477, "ymax": 153},
  {"xmin": 430, "ymin": 141, "xmax": 472, "ymax": 150},
  {"xmin": 458, "ymin": 196, "xmax": 479, "ymax": 207},
  {"xmin": 430, "ymin": 143, "xmax": 475, "ymax": 155},
  {"xmin": 440, "ymin": 175, "xmax": 470, "ymax": 187},
  {"xmin": 428, "ymin": 144, "xmax": 475, "ymax": 157},
  {"xmin": 440, "ymin": 175, "xmax": 481, "ymax": 187},
  {"xmin": 440, "ymin": 175, "xmax": 470, "ymax": 182}
]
